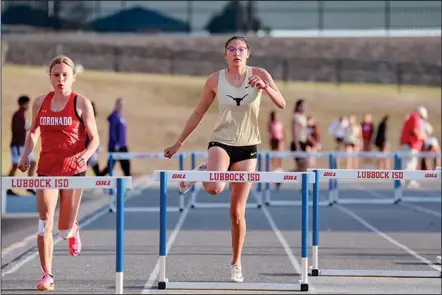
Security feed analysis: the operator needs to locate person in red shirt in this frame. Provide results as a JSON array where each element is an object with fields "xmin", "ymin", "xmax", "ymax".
[
  {"xmin": 360, "ymin": 113, "xmax": 374, "ymax": 152},
  {"xmin": 267, "ymin": 110, "xmax": 285, "ymax": 170},
  {"xmin": 400, "ymin": 106, "xmax": 428, "ymax": 187},
  {"xmin": 7, "ymin": 95, "xmax": 37, "ymax": 196},
  {"xmin": 360, "ymin": 113, "xmax": 374, "ymax": 167},
  {"xmin": 17, "ymin": 55, "xmax": 99, "ymax": 291}
]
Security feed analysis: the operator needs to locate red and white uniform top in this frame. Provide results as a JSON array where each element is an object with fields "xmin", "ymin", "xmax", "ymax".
[{"xmin": 36, "ymin": 91, "xmax": 87, "ymax": 176}]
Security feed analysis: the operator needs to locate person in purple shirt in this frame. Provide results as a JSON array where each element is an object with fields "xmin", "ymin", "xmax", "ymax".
[{"xmin": 100, "ymin": 97, "xmax": 131, "ymax": 176}]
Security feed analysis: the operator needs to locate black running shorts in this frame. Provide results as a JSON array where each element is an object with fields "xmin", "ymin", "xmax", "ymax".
[{"xmin": 208, "ymin": 141, "xmax": 258, "ymax": 171}]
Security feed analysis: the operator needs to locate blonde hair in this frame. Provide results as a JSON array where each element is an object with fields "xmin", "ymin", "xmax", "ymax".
[{"xmin": 49, "ymin": 55, "xmax": 76, "ymax": 74}]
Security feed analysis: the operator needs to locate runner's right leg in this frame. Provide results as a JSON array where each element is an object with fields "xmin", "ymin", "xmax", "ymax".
[
  {"xmin": 179, "ymin": 145, "xmax": 230, "ymax": 194},
  {"xmin": 36, "ymin": 188, "xmax": 59, "ymax": 291}
]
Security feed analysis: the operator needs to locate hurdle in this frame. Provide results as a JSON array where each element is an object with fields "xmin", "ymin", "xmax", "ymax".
[
  {"xmin": 152, "ymin": 169, "xmax": 315, "ymax": 292},
  {"xmin": 328, "ymin": 151, "xmax": 441, "ymax": 205},
  {"xmin": 393, "ymin": 151, "xmax": 441, "ymax": 204},
  {"xmin": 329, "ymin": 152, "xmax": 395, "ymax": 205},
  {"xmin": 1, "ymin": 175, "xmax": 132, "ymax": 294},
  {"xmin": 309, "ymin": 168, "xmax": 442, "ymax": 278},
  {"xmin": 107, "ymin": 152, "xmax": 186, "ymax": 213},
  {"xmin": 263, "ymin": 151, "xmax": 332, "ymax": 206},
  {"xmin": 188, "ymin": 152, "xmax": 262, "ymax": 209}
]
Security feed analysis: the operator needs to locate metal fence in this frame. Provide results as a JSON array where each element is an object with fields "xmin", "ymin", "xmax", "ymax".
[{"xmin": 2, "ymin": 0, "xmax": 441, "ymax": 33}]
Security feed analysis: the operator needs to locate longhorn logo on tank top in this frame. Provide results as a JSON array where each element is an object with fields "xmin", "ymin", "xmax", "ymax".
[{"xmin": 226, "ymin": 94, "xmax": 248, "ymax": 106}]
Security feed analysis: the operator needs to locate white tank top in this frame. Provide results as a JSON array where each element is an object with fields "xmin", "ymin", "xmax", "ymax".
[
  {"xmin": 210, "ymin": 67, "xmax": 262, "ymax": 146},
  {"xmin": 293, "ymin": 113, "xmax": 308, "ymax": 142},
  {"xmin": 344, "ymin": 125, "xmax": 361, "ymax": 144}
]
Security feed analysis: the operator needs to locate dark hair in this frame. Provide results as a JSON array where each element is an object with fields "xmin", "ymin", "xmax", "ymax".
[
  {"xmin": 380, "ymin": 114, "xmax": 389, "ymax": 123},
  {"xmin": 270, "ymin": 111, "xmax": 276, "ymax": 121},
  {"xmin": 91, "ymin": 101, "xmax": 97, "ymax": 117},
  {"xmin": 294, "ymin": 99, "xmax": 305, "ymax": 113},
  {"xmin": 18, "ymin": 95, "xmax": 30, "ymax": 106},
  {"xmin": 225, "ymin": 36, "xmax": 250, "ymax": 50}
]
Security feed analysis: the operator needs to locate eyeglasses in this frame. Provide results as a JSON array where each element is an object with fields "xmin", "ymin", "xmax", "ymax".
[{"xmin": 226, "ymin": 46, "xmax": 247, "ymax": 54}]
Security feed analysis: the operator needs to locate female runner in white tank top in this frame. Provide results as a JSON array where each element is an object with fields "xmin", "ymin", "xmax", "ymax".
[{"xmin": 164, "ymin": 36, "xmax": 286, "ymax": 283}]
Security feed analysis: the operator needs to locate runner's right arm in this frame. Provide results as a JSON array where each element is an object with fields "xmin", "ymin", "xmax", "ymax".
[
  {"xmin": 174, "ymin": 72, "xmax": 217, "ymax": 147},
  {"xmin": 21, "ymin": 95, "xmax": 45, "ymax": 157}
]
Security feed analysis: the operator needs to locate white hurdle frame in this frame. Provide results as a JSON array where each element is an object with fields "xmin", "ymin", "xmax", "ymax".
[
  {"xmin": 107, "ymin": 152, "xmax": 187, "ymax": 213},
  {"xmin": 1, "ymin": 176, "xmax": 132, "ymax": 294},
  {"xmin": 152, "ymin": 170, "xmax": 315, "ymax": 292},
  {"xmin": 263, "ymin": 151, "xmax": 332, "ymax": 207},
  {"xmin": 393, "ymin": 152, "xmax": 442, "ymax": 204},
  {"xmin": 188, "ymin": 152, "xmax": 263, "ymax": 209},
  {"xmin": 330, "ymin": 152, "xmax": 398, "ymax": 205},
  {"xmin": 329, "ymin": 151, "xmax": 441, "ymax": 205},
  {"xmin": 309, "ymin": 168, "xmax": 442, "ymax": 278}
]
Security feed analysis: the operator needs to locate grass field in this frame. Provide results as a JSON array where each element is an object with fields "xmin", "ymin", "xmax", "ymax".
[{"xmin": 2, "ymin": 64, "xmax": 441, "ymax": 176}]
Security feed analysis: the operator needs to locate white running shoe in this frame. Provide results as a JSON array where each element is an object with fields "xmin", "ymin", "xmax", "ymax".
[
  {"xmin": 178, "ymin": 163, "xmax": 207, "ymax": 194},
  {"xmin": 406, "ymin": 180, "xmax": 420, "ymax": 189},
  {"xmin": 230, "ymin": 264, "xmax": 244, "ymax": 283}
]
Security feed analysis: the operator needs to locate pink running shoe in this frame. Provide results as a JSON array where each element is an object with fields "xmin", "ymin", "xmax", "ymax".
[
  {"xmin": 36, "ymin": 272, "xmax": 55, "ymax": 291},
  {"xmin": 68, "ymin": 222, "xmax": 82, "ymax": 256}
]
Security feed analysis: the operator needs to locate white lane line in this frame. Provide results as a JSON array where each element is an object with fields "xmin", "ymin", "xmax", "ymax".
[
  {"xmin": 261, "ymin": 206, "xmax": 302, "ymax": 275},
  {"xmin": 2, "ymin": 204, "xmax": 110, "ymax": 277},
  {"xmin": 353, "ymin": 183, "xmax": 441, "ymax": 218},
  {"xmin": 141, "ymin": 188, "xmax": 199, "ymax": 293},
  {"xmin": 399, "ymin": 202, "xmax": 441, "ymax": 218},
  {"xmin": 335, "ymin": 204, "xmax": 441, "ymax": 272},
  {"xmin": 259, "ymin": 192, "xmax": 316, "ymax": 293},
  {"xmin": 1, "ymin": 179, "xmax": 148, "ymax": 277}
]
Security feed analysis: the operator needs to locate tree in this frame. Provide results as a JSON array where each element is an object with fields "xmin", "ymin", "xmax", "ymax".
[{"xmin": 206, "ymin": 0, "xmax": 262, "ymax": 34}]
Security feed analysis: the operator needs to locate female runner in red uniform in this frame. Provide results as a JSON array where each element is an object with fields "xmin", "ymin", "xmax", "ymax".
[{"xmin": 17, "ymin": 55, "xmax": 99, "ymax": 291}]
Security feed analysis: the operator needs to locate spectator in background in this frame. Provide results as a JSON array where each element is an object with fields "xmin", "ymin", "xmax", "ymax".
[
  {"xmin": 328, "ymin": 116, "xmax": 349, "ymax": 152},
  {"xmin": 100, "ymin": 97, "xmax": 131, "ymax": 176},
  {"xmin": 374, "ymin": 115, "xmax": 390, "ymax": 169},
  {"xmin": 267, "ymin": 110, "xmax": 284, "ymax": 172},
  {"xmin": 290, "ymin": 99, "xmax": 309, "ymax": 172},
  {"xmin": 400, "ymin": 106, "xmax": 428, "ymax": 188},
  {"xmin": 360, "ymin": 112, "xmax": 375, "ymax": 167},
  {"xmin": 421, "ymin": 119, "xmax": 440, "ymax": 170},
  {"xmin": 7, "ymin": 95, "xmax": 36, "ymax": 196},
  {"xmin": 306, "ymin": 115, "xmax": 321, "ymax": 167},
  {"xmin": 343, "ymin": 115, "xmax": 362, "ymax": 169},
  {"xmin": 361, "ymin": 113, "xmax": 374, "ymax": 152}
]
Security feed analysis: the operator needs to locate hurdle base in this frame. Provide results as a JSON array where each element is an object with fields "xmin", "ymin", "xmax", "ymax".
[
  {"xmin": 315, "ymin": 269, "xmax": 441, "ymax": 278},
  {"xmin": 400, "ymin": 196, "xmax": 441, "ymax": 203},
  {"xmin": 124, "ymin": 206, "xmax": 183, "ymax": 213},
  {"xmin": 158, "ymin": 281, "xmax": 167, "ymax": 290},
  {"xmin": 159, "ymin": 282, "xmax": 305, "ymax": 291},
  {"xmin": 1, "ymin": 212, "xmax": 40, "ymax": 219},
  {"xmin": 266, "ymin": 200, "xmax": 331, "ymax": 207},
  {"xmin": 309, "ymin": 268, "xmax": 320, "ymax": 276},
  {"xmin": 191, "ymin": 202, "xmax": 261, "ymax": 209},
  {"xmin": 334, "ymin": 198, "xmax": 394, "ymax": 205}
]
